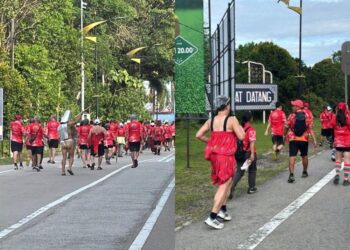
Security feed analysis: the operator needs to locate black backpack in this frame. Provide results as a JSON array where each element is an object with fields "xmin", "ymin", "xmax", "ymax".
[
  {"xmin": 235, "ymin": 127, "xmax": 250, "ymax": 162},
  {"xmin": 293, "ymin": 112, "xmax": 307, "ymax": 136}
]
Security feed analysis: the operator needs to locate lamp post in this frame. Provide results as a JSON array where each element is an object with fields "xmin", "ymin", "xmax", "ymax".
[{"xmin": 278, "ymin": 0, "xmax": 303, "ymax": 97}]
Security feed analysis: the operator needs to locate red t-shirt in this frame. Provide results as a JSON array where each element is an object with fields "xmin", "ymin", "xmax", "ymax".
[
  {"xmin": 268, "ymin": 109, "xmax": 286, "ymax": 136},
  {"xmin": 331, "ymin": 115, "xmax": 350, "ymax": 147},
  {"xmin": 27, "ymin": 122, "xmax": 44, "ymax": 147},
  {"xmin": 170, "ymin": 124, "xmax": 176, "ymax": 136},
  {"xmin": 243, "ymin": 123, "xmax": 257, "ymax": 153},
  {"xmin": 287, "ymin": 111, "xmax": 312, "ymax": 142},
  {"xmin": 164, "ymin": 125, "xmax": 172, "ymax": 139},
  {"xmin": 10, "ymin": 120, "xmax": 25, "ymax": 143},
  {"xmin": 77, "ymin": 125, "xmax": 91, "ymax": 145},
  {"xmin": 109, "ymin": 122, "xmax": 119, "ymax": 139},
  {"xmin": 117, "ymin": 127, "xmax": 125, "ymax": 137},
  {"xmin": 153, "ymin": 126, "xmax": 164, "ymax": 141},
  {"xmin": 126, "ymin": 121, "xmax": 142, "ymax": 142},
  {"xmin": 47, "ymin": 119, "xmax": 60, "ymax": 140},
  {"xmin": 105, "ymin": 130, "xmax": 114, "ymax": 146},
  {"xmin": 320, "ymin": 111, "xmax": 333, "ymax": 129}
]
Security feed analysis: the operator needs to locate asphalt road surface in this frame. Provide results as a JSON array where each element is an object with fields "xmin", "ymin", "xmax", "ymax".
[
  {"xmin": 0, "ymin": 149, "xmax": 174, "ymax": 250},
  {"xmin": 176, "ymin": 149, "xmax": 350, "ymax": 250}
]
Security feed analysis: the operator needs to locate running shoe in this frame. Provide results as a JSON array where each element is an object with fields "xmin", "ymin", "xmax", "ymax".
[
  {"xmin": 288, "ymin": 174, "xmax": 295, "ymax": 183},
  {"xmin": 302, "ymin": 171, "xmax": 308, "ymax": 178},
  {"xmin": 247, "ymin": 187, "xmax": 258, "ymax": 194},
  {"xmin": 90, "ymin": 163, "xmax": 95, "ymax": 170},
  {"xmin": 217, "ymin": 210, "xmax": 232, "ymax": 221},
  {"xmin": 343, "ymin": 179, "xmax": 350, "ymax": 186},
  {"xmin": 204, "ymin": 217, "xmax": 224, "ymax": 230},
  {"xmin": 333, "ymin": 175, "xmax": 340, "ymax": 185},
  {"xmin": 14, "ymin": 164, "xmax": 18, "ymax": 170},
  {"xmin": 47, "ymin": 160, "xmax": 52, "ymax": 163},
  {"xmin": 39, "ymin": 165, "xmax": 43, "ymax": 170},
  {"xmin": 97, "ymin": 167, "xmax": 103, "ymax": 170},
  {"xmin": 33, "ymin": 166, "xmax": 40, "ymax": 172},
  {"xmin": 67, "ymin": 169, "xmax": 74, "ymax": 175},
  {"xmin": 331, "ymin": 149, "xmax": 336, "ymax": 162}
]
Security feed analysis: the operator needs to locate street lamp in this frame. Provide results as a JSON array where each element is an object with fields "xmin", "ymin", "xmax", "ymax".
[{"xmin": 278, "ymin": 0, "xmax": 303, "ymax": 97}]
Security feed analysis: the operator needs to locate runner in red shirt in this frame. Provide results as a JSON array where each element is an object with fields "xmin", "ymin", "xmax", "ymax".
[
  {"xmin": 265, "ymin": 102, "xmax": 287, "ymax": 160},
  {"xmin": 153, "ymin": 120, "xmax": 164, "ymax": 155},
  {"xmin": 27, "ymin": 115, "xmax": 44, "ymax": 172},
  {"xmin": 77, "ymin": 119, "xmax": 92, "ymax": 168},
  {"xmin": 10, "ymin": 114, "xmax": 25, "ymax": 169},
  {"xmin": 231, "ymin": 111, "xmax": 258, "ymax": 197},
  {"xmin": 285, "ymin": 100, "xmax": 317, "ymax": 183},
  {"xmin": 170, "ymin": 121, "xmax": 176, "ymax": 148},
  {"xmin": 148, "ymin": 121, "xmax": 156, "ymax": 153},
  {"xmin": 319, "ymin": 106, "xmax": 334, "ymax": 146},
  {"xmin": 46, "ymin": 115, "xmax": 60, "ymax": 164},
  {"xmin": 109, "ymin": 119, "xmax": 119, "ymax": 157},
  {"xmin": 163, "ymin": 121, "xmax": 172, "ymax": 151},
  {"xmin": 88, "ymin": 119, "xmax": 107, "ymax": 170},
  {"xmin": 116, "ymin": 123, "xmax": 126, "ymax": 157},
  {"xmin": 125, "ymin": 114, "xmax": 143, "ymax": 168},
  {"xmin": 104, "ymin": 124, "xmax": 115, "ymax": 165},
  {"xmin": 331, "ymin": 102, "xmax": 350, "ymax": 185},
  {"xmin": 303, "ymin": 102, "xmax": 314, "ymax": 128}
]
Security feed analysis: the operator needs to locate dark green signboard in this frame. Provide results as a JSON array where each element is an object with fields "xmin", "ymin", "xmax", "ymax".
[
  {"xmin": 175, "ymin": 0, "xmax": 205, "ymax": 113},
  {"xmin": 175, "ymin": 36, "xmax": 198, "ymax": 65}
]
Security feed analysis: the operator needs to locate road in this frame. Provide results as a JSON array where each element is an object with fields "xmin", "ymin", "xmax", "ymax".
[
  {"xmin": 0, "ymin": 150, "xmax": 174, "ymax": 250},
  {"xmin": 176, "ymin": 149, "xmax": 350, "ymax": 250}
]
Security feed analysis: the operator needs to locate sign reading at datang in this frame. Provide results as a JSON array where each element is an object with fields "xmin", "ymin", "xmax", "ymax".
[
  {"xmin": 235, "ymin": 84, "xmax": 278, "ymax": 110},
  {"xmin": 175, "ymin": 0, "xmax": 205, "ymax": 113}
]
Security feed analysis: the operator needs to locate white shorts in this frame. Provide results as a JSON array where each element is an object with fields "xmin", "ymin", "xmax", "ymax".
[{"xmin": 117, "ymin": 137, "xmax": 125, "ymax": 145}]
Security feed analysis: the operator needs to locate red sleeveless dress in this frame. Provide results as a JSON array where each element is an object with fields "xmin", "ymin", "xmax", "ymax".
[{"xmin": 205, "ymin": 116, "xmax": 237, "ymax": 185}]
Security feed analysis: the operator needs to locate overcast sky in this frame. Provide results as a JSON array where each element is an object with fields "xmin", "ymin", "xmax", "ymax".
[{"xmin": 205, "ymin": 0, "xmax": 350, "ymax": 66}]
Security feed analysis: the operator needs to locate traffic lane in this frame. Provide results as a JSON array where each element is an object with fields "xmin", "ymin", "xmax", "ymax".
[
  {"xmin": 0, "ymin": 159, "xmax": 174, "ymax": 249},
  {"xmin": 0, "ymin": 151, "xmax": 172, "ymax": 232},
  {"xmin": 175, "ymin": 150, "xmax": 335, "ymax": 250},
  {"xmin": 256, "ymin": 174, "xmax": 350, "ymax": 250},
  {"xmin": 142, "ymin": 189, "xmax": 175, "ymax": 250}
]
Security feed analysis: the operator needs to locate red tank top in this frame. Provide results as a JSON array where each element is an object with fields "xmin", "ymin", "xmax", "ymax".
[
  {"xmin": 127, "ymin": 121, "xmax": 141, "ymax": 142},
  {"xmin": 78, "ymin": 125, "xmax": 91, "ymax": 145}
]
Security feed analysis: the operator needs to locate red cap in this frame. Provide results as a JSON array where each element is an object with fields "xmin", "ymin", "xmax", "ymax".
[
  {"xmin": 291, "ymin": 100, "xmax": 304, "ymax": 108},
  {"xmin": 15, "ymin": 114, "xmax": 22, "ymax": 120},
  {"xmin": 337, "ymin": 102, "xmax": 347, "ymax": 111}
]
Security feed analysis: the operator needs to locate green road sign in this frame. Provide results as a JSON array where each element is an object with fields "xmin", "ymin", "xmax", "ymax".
[{"xmin": 175, "ymin": 36, "xmax": 198, "ymax": 65}]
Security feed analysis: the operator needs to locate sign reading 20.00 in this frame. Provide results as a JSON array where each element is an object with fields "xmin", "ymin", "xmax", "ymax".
[{"xmin": 175, "ymin": 36, "xmax": 198, "ymax": 65}]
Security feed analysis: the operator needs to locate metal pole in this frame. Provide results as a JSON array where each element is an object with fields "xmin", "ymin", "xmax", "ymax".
[
  {"xmin": 346, "ymin": 74, "xmax": 348, "ymax": 104},
  {"xmin": 10, "ymin": 19, "xmax": 15, "ymax": 69},
  {"xmin": 227, "ymin": 3, "xmax": 232, "ymax": 111},
  {"xmin": 247, "ymin": 62, "xmax": 251, "ymax": 83},
  {"xmin": 298, "ymin": 0, "xmax": 303, "ymax": 97},
  {"xmin": 95, "ymin": 42, "xmax": 98, "ymax": 118},
  {"xmin": 80, "ymin": 0, "xmax": 85, "ymax": 112},
  {"xmin": 209, "ymin": 0, "xmax": 214, "ymax": 117},
  {"xmin": 233, "ymin": 0, "xmax": 236, "ymax": 113},
  {"xmin": 262, "ymin": 64, "xmax": 266, "ymax": 124},
  {"xmin": 217, "ymin": 24, "xmax": 221, "ymax": 95},
  {"xmin": 186, "ymin": 114, "xmax": 190, "ymax": 168}
]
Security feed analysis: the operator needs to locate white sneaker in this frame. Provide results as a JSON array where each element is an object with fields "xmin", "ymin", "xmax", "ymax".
[
  {"xmin": 217, "ymin": 210, "xmax": 232, "ymax": 221},
  {"xmin": 204, "ymin": 217, "xmax": 224, "ymax": 229}
]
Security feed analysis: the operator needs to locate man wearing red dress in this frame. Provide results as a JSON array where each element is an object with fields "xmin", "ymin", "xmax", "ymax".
[
  {"xmin": 46, "ymin": 115, "xmax": 60, "ymax": 164},
  {"xmin": 10, "ymin": 114, "xmax": 25, "ymax": 169},
  {"xmin": 125, "ymin": 114, "xmax": 143, "ymax": 168}
]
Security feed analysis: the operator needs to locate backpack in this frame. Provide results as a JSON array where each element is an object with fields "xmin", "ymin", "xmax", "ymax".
[
  {"xmin": 293, "ymin": 112, "xmax": 307, "ymax": 136},
  {"xmin": 235, "ymin": 127, "xmax": 250, "ymax": 162}
]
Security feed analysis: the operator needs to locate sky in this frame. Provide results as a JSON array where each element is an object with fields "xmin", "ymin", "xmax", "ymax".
[{"xmin": 205, "ymin": 0, "xmax": 350, "ymax": 66}]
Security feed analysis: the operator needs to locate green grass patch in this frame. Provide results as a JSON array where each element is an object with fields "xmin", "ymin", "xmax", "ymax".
[{"xmin": 175, "ymin": 117, "xmax": 323, "ymax": 226}]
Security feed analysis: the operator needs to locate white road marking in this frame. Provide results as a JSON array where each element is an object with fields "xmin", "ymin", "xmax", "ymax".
[
  {"xmin": 0, "ymin": 158, "xmax": 155, "ymax": 239},
  {"xmin": 158, "ymin": 153, "xmax": 174, "ymax": 162},
  {"xmin": 0, "ymin": 169, "xmax": 13, "ymax": 175},
  {"xmin": 237, "ymin": 169, "xmax": 335, "ymax": 250},
  {"xmin": 129, "ymin": 177, "xmax": 175, "ymax": 250},
  {"xmin": 166, "ymin": 157, "xmax": 175, "ymax": 162}
]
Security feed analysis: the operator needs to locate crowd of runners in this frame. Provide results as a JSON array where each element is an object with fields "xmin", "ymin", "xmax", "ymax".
[
  {"xmin": 9, "ymin": 110, "xmax": 175, "ymax": 176},
  {"xmin": 197, "ymin": 95, "xmax": 350, "ymax": 230}
]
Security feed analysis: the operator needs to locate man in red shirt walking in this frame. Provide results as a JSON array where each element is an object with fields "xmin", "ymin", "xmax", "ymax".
[
  {"xmin": 88, "ymin": 119, "xmax": 107, "ymax": 170},
  {"xmin": 125, "ymin": 114, "xmax": 143, "ymax": 168},
  {"xmin": 27, "ymin": 115, "xmax": 44, "ymax": 172},
  {"xmin": 285, "ymin": 100, "xmax": 317, "ymax": 183},
  {"xmin": 77, "ymin": 119, "xmax": 92, "ymax": 168},
  {"xmin": 46, "ymin": 115, "xmax": 60, "ymax": 164},
  {"xmin": 10, "ymin": 115, "xmax": 25, "ymax": 169},
  {"xmin": 319, "ymin": 106, "xmax": 333, "ymax": 146},
  {"xmin": 265, "ymin": 102, "xmax": 287, "ymax": 160}
]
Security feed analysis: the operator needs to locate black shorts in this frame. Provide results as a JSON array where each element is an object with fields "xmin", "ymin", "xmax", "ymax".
[
  {"xmin": 79, "ymin": 144, "xmax": 90, "ymax": 150},
  {"xmin": 272, "ymin": 135, "xmax": 284, "ymax": 146},
  {"xmin": 104, "ymin": 145, "xmax": 113, "ymax": 149},
  {"xmin": 154, "ymin": 140, "xmax": 161, "ymax": 146},
  {"xmin": 11, "ymin": 141, "xmax": 23, "ymax": 152},
  {"xmin": 321, "ymin": 129, "xmax": 332, "ymax": 137},
  {"xmin": 26, "ymin": 145, "xmax": 32, "ymax": 150},
  {"xmin": 91, "ymin": 144, "xmax": 105, "ymax": 157},
  {"xmin": 31, "ymin": 146, "xmax": 44, "ymax": 155},
  {"xmin": 129, "ymin": 142, "xmax": 141, "ymax": 152},
  {"xmin": 335, "ymin": 147, "xmax": 350, "ymax": 152},
  {"xmin": 48, "ymin": 139, "xmax": 59, "ymax": 148},
  {"xmin": 289, "ymin": 141, "xmax": 308, "ymax": 157}
]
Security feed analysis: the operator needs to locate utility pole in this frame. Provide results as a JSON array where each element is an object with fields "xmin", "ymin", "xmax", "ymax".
[{"xmin": 80, "ymin": 0, "xmax": 87, "ymax": 112}]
